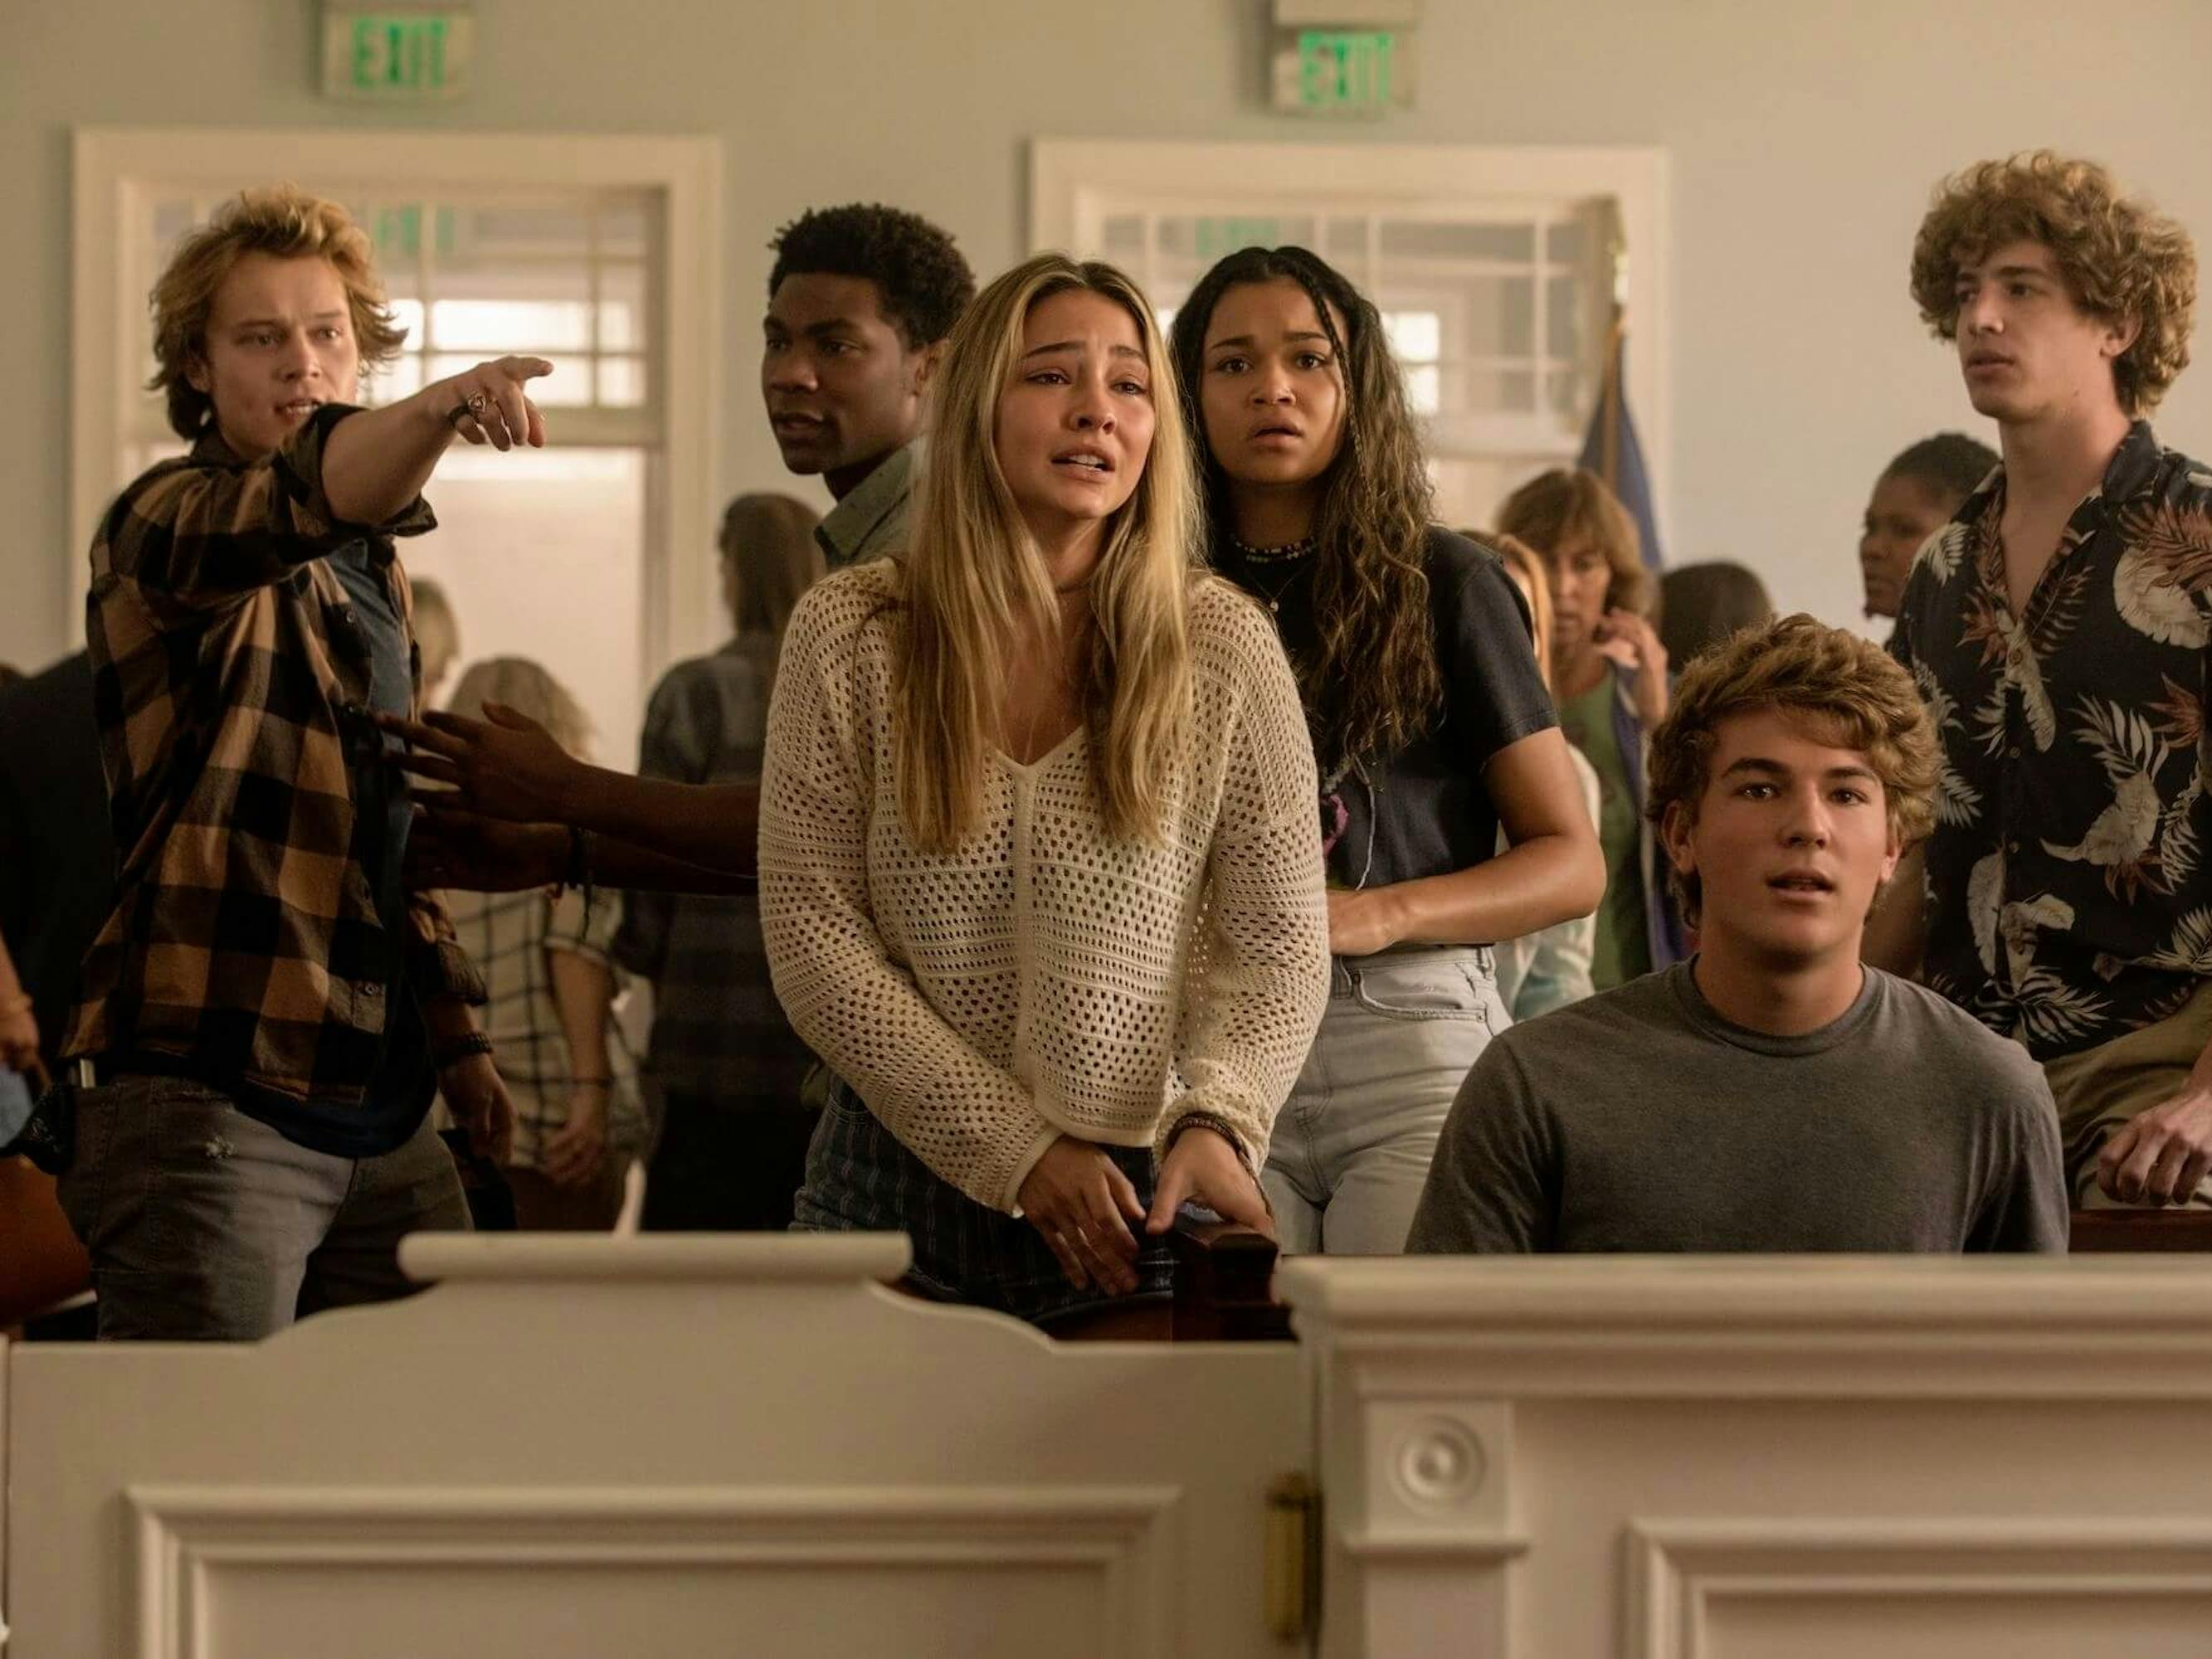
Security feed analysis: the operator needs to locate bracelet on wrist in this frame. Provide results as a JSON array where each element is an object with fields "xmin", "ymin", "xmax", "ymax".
[
  {"xmin": 431, "ymin": 1031, "xmax": 494, "ymax": 1070},
  {"xmin": 1166, "ymin": 1111, "xmax": 1250, "ymax": 1170},
  {"xmin": 563, "ymin": 825, "xmax": 598, "ymax": 931}
]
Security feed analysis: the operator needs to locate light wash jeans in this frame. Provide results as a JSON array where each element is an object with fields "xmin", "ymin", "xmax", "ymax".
[
  {"xmin": 56, "ymin": 1073, "xmax": 470, "ymax": 1340},
  {"xmin": 1261, "ymin": 945, "xmax": 1506, "ymax": 1255}
]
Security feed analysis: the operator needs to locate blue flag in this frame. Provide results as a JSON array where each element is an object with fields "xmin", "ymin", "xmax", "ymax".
[{"xmin": 1578, "ymin": 320, "xmax": 1664, "ymax": 572}]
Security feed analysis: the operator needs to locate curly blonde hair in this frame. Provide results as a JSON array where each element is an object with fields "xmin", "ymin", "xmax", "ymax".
[
  {"xmin": 149, "ymin": 185, "xmax": 407, "ymax": 439},
  {"xmin": 1645, "ymin": 615, "xmax": 1937, "ymax": 926},
  {"xmin": 1909, "ymin": 152, "xmax": 2196, "ymax": 416}
]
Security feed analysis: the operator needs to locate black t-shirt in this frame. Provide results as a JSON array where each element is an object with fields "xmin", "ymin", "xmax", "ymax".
[{"xmin": 1215, "ymin": 527, "xmax": 1557, "ymax": 897}]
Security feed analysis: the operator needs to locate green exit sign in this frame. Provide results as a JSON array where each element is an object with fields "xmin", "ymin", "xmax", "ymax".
[
  {"xmin": 1300, "ymin": 30, "xmax": 1393, "ymax": 109},
  {"xmin": 1273, "ymin": 25, "xmax": 1414, "ymax": 116},
  {"xmin": 322, "ymin": 5, "xmax": 474, "ymax": 100}
]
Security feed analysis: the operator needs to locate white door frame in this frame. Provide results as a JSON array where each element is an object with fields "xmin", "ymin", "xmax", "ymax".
[
  {"xmin": 1029, "ymin": 139, "xmax": 1670, "ymax": 542},
  {"xmin": 69, "ymin": 126, "xmax": 722, "ymax": 674}
]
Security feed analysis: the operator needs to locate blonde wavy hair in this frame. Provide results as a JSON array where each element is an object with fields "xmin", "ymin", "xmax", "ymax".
[
  {"xmin": 1645, "ymin": 615, "xmax": 1937, "ymax": 927},
  {"xmin": 894, "ymin": 252, "xmax": 1202, "ymax": 851},
  {"xmin": 149, "ymin": 186, "xmax": 407, "ymax": 440},
  {"xmin": 1910, "ymin": 151, "xmax": 2196, "ymax": 417}
]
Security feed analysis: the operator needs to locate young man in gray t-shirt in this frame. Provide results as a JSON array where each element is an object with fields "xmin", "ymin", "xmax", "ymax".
[{"xmin": 1408, "ymin": 615, "xmax": 2067, "ymax": 1254}]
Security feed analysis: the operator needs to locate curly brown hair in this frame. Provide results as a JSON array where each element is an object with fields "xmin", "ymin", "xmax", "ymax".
[
  {"xmin": 149, "ymin": 186, "xmax": 407, "ymax": 440},
  {"xmin": 1645, "ymin": 614, "xmax": 1937, "ymax": 927},
  {"xmin": 1169, "ymin": 246, "xmax": 1439, "ymax": 774},
  {"xmin": 1909, "ymin": 151, "xmax": 2196, "ymax": 416}
]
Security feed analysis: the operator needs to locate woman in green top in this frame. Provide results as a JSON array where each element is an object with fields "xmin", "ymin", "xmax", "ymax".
[{"xmin": 1496, "ymin": 468, "xmax": 1686, "ymax": 986}]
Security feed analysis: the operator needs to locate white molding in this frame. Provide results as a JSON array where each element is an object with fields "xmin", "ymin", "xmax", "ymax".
[
  {"xmin": 1278, "ymin": 1257, "xmax": 2212, "ymax": 1399},
  {"xmin": 67, "ymin": 126, "xmax": 722, "ymax": 684},
  {"xmin": 1027, "ymin": 137, "xmax": 1670, "ymax": 537},
  {"xmin": 1316, "ymin": 1395, "xmax": 1523, "ymax": 1658},
  {"xmin": 396, "ymin": 1228, "xmax": 911, "ymax": 1286},
  {"xmin": 1625, "ymin": 1515, "xmax": 2212, "ymax": 1659},
  {"xmin": 126, "ymin": 1482, "xmax": 1180, "ymax": 1659}
]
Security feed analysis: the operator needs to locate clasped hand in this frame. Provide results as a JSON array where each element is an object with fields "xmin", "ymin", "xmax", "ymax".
[{"xmin": 1016, "ymin": 1125, "xmax": 1272, "ymax": 1296}]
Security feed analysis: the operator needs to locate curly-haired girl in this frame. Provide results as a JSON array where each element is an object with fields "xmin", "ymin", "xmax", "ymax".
[{"xmin": 1169, "ymin": 246, "xmax": 1603, "ymax": 1256}]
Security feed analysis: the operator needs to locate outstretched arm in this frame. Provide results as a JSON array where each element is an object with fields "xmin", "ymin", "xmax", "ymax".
[
  {"xmin": 324, "ymin": 355, "xmax": 553, "ymax": 524},
  {"xmin": 385, "ymin": 705, "xmax": 760, "ymax": 877},
  {"xmin": 404, "ymin": 806, "xmax": 758, "ymax": 896}
]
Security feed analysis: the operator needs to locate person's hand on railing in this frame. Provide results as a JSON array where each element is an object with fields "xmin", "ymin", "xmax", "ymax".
[
  {"xmin": 2097, "ymin": 1086, "xmax": 2212, "ymax": 1206},
  {"xmin": 1019, "ymin": 1136, "xmax": 1147, "ymax": 1296},
  {"xmin": 1147, "ymin": 1124, "xmax": 1274, "ymax": 1243}
]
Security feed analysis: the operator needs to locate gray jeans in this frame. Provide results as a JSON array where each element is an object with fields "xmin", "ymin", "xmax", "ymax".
[
  {"xmin": 56, "ymin": 1073, "xmax": 470, "ymax": 1340},
  {"xmin": 1261, "ymin": 946, "xmax": 1506, "ymax": 1255}
]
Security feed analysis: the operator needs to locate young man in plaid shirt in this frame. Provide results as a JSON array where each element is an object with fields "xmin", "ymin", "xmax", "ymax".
[{"xmin": 51, "ymin": 187, "xmax": 546, "ymax": 1339}]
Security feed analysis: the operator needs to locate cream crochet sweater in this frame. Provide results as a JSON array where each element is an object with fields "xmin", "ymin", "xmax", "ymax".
[{"xmin": 759, "ymin": 562, "xmax": 1331, "ymax": 1214}]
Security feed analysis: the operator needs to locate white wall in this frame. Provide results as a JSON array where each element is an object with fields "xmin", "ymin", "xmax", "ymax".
[{"xmin": 5, "ymin": 0, "xmax": 2210, "ymax": 674}]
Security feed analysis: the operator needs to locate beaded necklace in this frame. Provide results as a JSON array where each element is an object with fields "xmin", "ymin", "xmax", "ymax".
[{"xmin": 1229, "ymin": 535, "xmax": 1316, "ymax": 615}]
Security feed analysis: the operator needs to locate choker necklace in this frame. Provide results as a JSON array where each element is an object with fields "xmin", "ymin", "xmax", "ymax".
[{"xmin": 1230, "ymin": 533, "xmax": 1317, "ymax": 566}]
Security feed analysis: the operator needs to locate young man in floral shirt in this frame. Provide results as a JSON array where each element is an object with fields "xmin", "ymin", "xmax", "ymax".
[{"xmin": 1881, "ymin": 151, "xmax": 2210, "ymax": 1209}]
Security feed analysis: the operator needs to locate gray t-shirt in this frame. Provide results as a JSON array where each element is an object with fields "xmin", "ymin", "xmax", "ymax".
[{"xmin": 1406, "ymin": 961, "xmax": 2068, "ymax": 1253}]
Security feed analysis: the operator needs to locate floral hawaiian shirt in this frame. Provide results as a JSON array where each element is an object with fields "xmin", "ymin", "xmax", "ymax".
[{"xmin": 1891, "ymin": 421, "xmax": 2212, "ymax": 1061}]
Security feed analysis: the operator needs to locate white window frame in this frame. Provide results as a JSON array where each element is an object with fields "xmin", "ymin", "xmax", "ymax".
[
  {"xmin": 69, "ymin": 127, "xmax": 723, "ymax": 674},
  {"xmin": 1029, "ymin": 139, "xmax": 1669, "ymax": 541}
]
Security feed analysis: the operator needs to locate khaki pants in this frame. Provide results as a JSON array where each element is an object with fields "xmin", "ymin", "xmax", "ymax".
[{"xmin": 2040, "ymin": 980, "xmax": 2212, "ymax": 1209}]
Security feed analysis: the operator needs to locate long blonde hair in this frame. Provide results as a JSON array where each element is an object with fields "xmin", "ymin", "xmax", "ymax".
[{"xmin": 894, "ymin": 254, "xmax": 1203, "ymax": 851}]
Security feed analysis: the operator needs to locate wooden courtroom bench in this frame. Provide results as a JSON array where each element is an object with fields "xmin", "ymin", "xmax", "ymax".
[{"xmin": 2068, "ymin": 1205, "xmax": 2212, "ymax": 1252}]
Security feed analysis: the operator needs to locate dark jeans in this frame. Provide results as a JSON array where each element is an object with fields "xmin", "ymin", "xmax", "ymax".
[
  {"xmin": 792, "ymin": 1078, "xmax": 1174, "ymax": 1327},
  {"xmin": 641, "ymin": 1092, "xmax": 817, "ymax": 1231},
  {"xmin": 56, "ymin": 1073, "xmax": 469, "ymax": 1340}
]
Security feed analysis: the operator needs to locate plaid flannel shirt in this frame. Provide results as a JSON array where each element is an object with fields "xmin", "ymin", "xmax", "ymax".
[{"xmin": 62, "ymin": 405, "xmax": 485, "ymax": 1122}]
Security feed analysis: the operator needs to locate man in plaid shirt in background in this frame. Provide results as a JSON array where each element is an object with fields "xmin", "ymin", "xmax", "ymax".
[{"xmin": 48, "ymin": 187, "xmax": 548, "ymax": 1339}]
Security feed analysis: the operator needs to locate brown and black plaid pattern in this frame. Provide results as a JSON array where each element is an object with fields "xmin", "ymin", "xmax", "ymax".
[{"xmin": 63, "ymin": 406, "xmax": 485, "ymax": 1118}]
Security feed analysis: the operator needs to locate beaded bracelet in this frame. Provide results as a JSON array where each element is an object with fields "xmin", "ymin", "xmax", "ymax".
[
  {"xmin": 1165, "ymin": 1110, "xmax": 1254, "ymax": 1176},
  {"xmin": 563, "ymin": 825, "xmax": 598, "ymax": 932}
]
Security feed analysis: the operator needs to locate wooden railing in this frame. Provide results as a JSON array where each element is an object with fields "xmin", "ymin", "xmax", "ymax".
[{"xmin": 2067, "ymin": 1207, "xmax": 2212, "ymax": 1252}]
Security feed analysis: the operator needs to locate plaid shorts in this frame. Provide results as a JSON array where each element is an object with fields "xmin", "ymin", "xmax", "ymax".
[{"xmin": 792, "ymin": 1078, "xmax": 1174, "ymax": 1327}]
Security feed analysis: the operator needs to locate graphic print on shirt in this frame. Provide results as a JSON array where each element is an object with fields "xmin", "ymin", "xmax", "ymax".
[{"xmin": 1898, "ymin": 424, "xmax": 2212, "ymax": 1060}]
